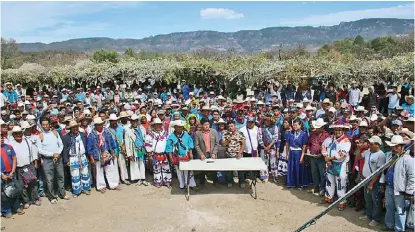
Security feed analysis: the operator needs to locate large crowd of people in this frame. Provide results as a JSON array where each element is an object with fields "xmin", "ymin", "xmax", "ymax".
[{"xmin": 0, "ymin": 79, "xmax": 414, "ymax": 231}]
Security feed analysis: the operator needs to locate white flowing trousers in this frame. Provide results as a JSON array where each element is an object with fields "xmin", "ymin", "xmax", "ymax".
[{"xmin": 96, "ymin": 159, "xmax": 120, "ymax": 190}]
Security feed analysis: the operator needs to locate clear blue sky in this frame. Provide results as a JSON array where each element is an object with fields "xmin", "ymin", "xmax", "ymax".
[{"xmin": 1, "ymin": 1, "xmax": 413, "ymax": 43}]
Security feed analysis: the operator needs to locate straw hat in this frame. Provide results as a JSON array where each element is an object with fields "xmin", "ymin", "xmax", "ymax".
[
  {"xmin": 93, "ymin": 117, "xmax": 105, "ymax": 125},
  {"xmin": 396, "ymin": 128, "xmax": 415, "ymax": 140},
  {"xmin": 322, "ymin": 98, "xmax": 333, "ymax": 106},
  {"xmin": 130, "ymin": 114, "xmax": 140, "ymax": 121},
  {"xmin": 329, "ymin": 121, "xmax": 350, "ymax": 129},
  {"xmin": 214, "ymin": 118, "xmax": 226, "ymax": 125},
  {"xmin": 118, "ymin": 111, "xmax": 129, "ymax": 118},
  {"xmin": 311, "ymin": 118, "xmax": 327, "ymax": 129},
  {"xmin": 172, "ymin": 120, "xmax": 185, "ymax": 127},
  {"xmin": 108, "ymin": 114, "xmax": 119, "ymax": 121},
  {"xmin": 257, "ymin": 100, "xmax": 264, "ymax": 105},
  {"xmin": 216, "ymin": 95, "xmax": 226, "ymax": 101},
  {"xmin": 20, "ymin": 121, "xmax": 31, "ymax": 130},
  {"xmin": 386, "ymin": 135, "xmax": 409, "ymax": 147},
  {"xmin": 405, "ymin": 95, "xmax": 414, "ymax": 102},
  {"xmin": 359, "ymin": 121, "xmax": 368, "ymax": 127},
  {"xmin": 11, "ymin": 126, "xmax": 22, "ymax": 133},
  {"xmin": 66, "ymin": 120, "xmax": 79, "ymax": 129},
  {"xmin": 151, "ymin": 118, "xmax": 163, "ymax": 125},
  {"xmin": 355, "ymin": 106, "xmax": 368, "ymax": 113},
  {"xmin": 305, "ymin": 105, "xmax": 316, "ymax": 112}
]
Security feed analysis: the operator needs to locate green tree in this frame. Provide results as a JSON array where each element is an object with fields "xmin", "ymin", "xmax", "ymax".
[
  {"xmin": 92, "ymin": 49, "xmax": 119, "ymax": 63},
  {"xmin": 124, "ymin": 48, "xmax": 136, "ymax": 58},
  {"xmin": 353, "ymin": 35, "xmax": 365, "ymax": 46},
  {"xmin": 1, "ymin": 37, "xmax": 19, "ymax": 69}
]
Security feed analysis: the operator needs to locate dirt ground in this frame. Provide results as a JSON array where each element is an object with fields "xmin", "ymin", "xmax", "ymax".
[{"xmin": 1, "ymin": 178, "xmax": 378, "ymax": 232}]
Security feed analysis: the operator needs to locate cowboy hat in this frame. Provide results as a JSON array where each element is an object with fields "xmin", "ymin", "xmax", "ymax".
[
  {"xmin": 305, "ymin": 105, "xmax": 316, "ymax": 112},
  {"xmin": 93, "ymin": 117, "xmax": 105, "ymax": 125},
  {"xmin": 257, "ymin": 100, "xmax": 264, "ymax": 105},
  {"xmin": 216, "ymin": 95, "xmax": 226, "ymax": 101},
  {"xmin": 201, "ymin": 106, "xmax": 210, "ymax": 111},
  {"xmin": 108, "ymin": 114, "xmax": 119, "ymax": 121},
  {"xmin": 119, "ymin": 111, "xmax": 129, "ymax": 118},
  {"xmin": 130, "ymin": 114, "xmax": 140, "ymax": 121},
  {"xmin": 386, "ymin": 135, "xmax": 409, "ymax": 147},
  {"xmin": 329, "ymin": 121, "xmax": 350, "ymax": 129},
  {"xmin": 151, "ymin": 118, "xmax": 163, "ymax": 125},
  {"xmin": 214, "ymin": 118, "xmax": 226, "ymax": 125},
  {"xmin": 311, "ymin": 118, "xmax": 327, "ymax": 129},
  {"xmin": 355, "ymin": 106, "xmax": 368, "ymax": 113},
  {"xmin": 359, "ymin": 121, "xmax": 368, "ymax": 127},
  {"xmin": 20, "ymin": 121, "xmax": 31, "ymax": 130},
  {"xmin": 405, "ymin": 95, "xmax": 414, "ymax": 102},
  {"xmin": 349, "ymin": 115, "xmax": 361, "ymax": 122},
  {"xmin": 173, "ymin": 120, "xmax": 185, "ymax": 127},
  {"xmin": 11, "ymin": 126, "xmax": 22, "ymax": 133},
  {"xmin": 66, "ymin": 120, "xmax": 79, "ymax": 129},
  {"xmin": 396, "ymin": 128, "xmax": 415, "ymax": 140},
  {"xmin": 322, "ymin": 98, "xmax": 333, "ymax": 106}
]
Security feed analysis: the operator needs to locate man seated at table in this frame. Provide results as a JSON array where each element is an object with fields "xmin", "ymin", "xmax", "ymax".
[{"xmin": 221, "ymin": 120, "xmax": 246, "ymax": 188}]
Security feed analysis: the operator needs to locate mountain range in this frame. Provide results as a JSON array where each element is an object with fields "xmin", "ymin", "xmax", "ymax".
[{"xmin": 18, "ymin": 18, "xmax": 414, "ymax": 53}]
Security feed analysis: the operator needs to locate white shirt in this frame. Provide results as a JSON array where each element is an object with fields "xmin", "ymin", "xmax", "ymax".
[
  {"xmin": 388, "ymin": 93, "xmax": 400, "ymax": 109},
  {"xmin": 0, "ymin": 92, "xmax": 6, "ymax": 107},
  {"xmin": 348, "ymin": 88, "xmax": 361, "ymax": 106},
  {"xmin": 10, "ymin": 139, "xmax": 38, "ymax": 167},
  {"xmin": 362, "ymin": 150, "xmax": 386, "ymax": 182},
  {"xmin": 240, "ymin": 126, "xmax": 259, "ymax": 154},
  {"xmin": 145, "ymin": 130, "xmax": 168, "ymax": 153},
  {"xmin": 24, "ymin": 135, "xmax": 40, "ymax": 161}
]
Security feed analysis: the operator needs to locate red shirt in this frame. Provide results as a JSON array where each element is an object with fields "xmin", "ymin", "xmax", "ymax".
[{"xmin": 308, "ymin": 130, "xmax": 330, "ymax": 155}]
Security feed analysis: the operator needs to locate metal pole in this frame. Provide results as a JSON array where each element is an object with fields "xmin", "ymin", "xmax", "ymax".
[{"xmin": 294, "ymin": 153, "xmax": 401, "ymax": 232}]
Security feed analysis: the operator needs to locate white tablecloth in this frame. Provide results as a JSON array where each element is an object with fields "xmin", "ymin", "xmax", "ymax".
[{"xmin": 179, "ymin": 157, "xmax": 267, "ymax": 171}]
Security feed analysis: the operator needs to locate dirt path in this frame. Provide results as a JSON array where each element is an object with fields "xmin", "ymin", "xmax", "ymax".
[{"xmin": 1, "ymin": 181, "xmax": 377, "ymax": 232}]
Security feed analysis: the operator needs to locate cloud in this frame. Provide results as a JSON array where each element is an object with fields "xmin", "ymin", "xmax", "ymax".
[
  {"xmin": 280, "ymin": 3, "xmax": 414, "ymax": 26},
  {"xmin": 1, "ymin": 2, "xmax": 142, "ymax": 43},
  {"xmin": 200, "ymin": 8, "xmax": 244, "ymax": 20}
]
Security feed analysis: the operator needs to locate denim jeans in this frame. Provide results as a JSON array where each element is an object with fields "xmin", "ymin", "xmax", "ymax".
[
  {"xmin": 364, "ymin": 182, "xmax": 382, "ymax": 222},
  {"xmin": 385, "ymin": 185, "xmax": 408, "ymax": 231},
  {"xmin": 309, "ymin": 156, "xmax": 325, "ymax": 191},
  {"xmin": 385, "ymin": 185, "xmax": 395, "ymax": 230}
]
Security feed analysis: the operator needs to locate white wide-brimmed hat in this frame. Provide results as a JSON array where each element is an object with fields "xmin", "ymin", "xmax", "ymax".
[
  {"xmin": 20, "ymin": 121, "xmax": 31, "ymax": 130},
  {"xmin": 214, "ymin": 118, "xmax": 226, "ymax": 125},
  {"xmin": 396, "ymin": 128, "xmax": 415, "ymax": 140},
  {"xmin": 151, "ymin": 118, "xmax": 163, "ymax": 125},
  {"xmin": 386, "ymin": 135, "xmax": 409, "ymax": 147},
  {"xmin": 130, "ymin": 114, "xmax": 140, "ymax": 121},
  {"xmin": 108, "ymin": 114, "xmax": 119, "ymax": 121},
  {"xmin": 355, "ymin": 106, "xmax": 368, "ymax": 113},
  {"xmin": 311, "ymin": 118, "xmax": 327, "ymax": 129},
  {"xmin": 305, "ymin": 105, "xmax": 315, "ymax": 112},
  {"xmin": 11, "ymin": 126, "xmax": 22, "ymax": 133},
  {"xmin": 172, "ymin": 120, "xmax": 185, "ymax": 127},
  {"xmin": 322, "ymin": 98, "xmax": 333, "ymax": 106}
]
